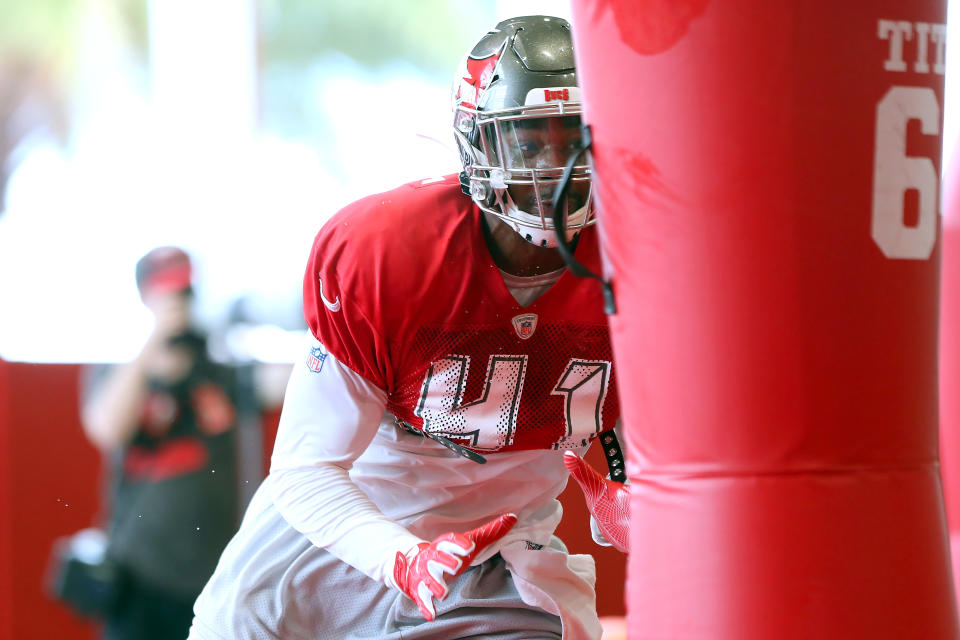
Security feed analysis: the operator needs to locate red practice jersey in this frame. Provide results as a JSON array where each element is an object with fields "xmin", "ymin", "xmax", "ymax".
[{"xmin": 304, "ymin": 175, "xmax": 619, "ymax": 454}]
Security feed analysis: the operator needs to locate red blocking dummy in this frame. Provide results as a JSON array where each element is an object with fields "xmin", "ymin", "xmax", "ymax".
[
  {"xmin": 570, "ymin": 1, "xmax": 958, "ymax": 637},
  {"xmin": 941, "ymin": 134, "xmax": 960, "ymax": 609}
]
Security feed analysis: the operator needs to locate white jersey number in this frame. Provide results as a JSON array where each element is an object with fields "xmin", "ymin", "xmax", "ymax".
[
  {"xmin": 551, "ymin": 360, "xmax": 612, "ymax": 450},
  {"xmin": 871, "ymin": 86, "xmax": 940, "ymax": 260},
  {"xmin": 415, "ymin": 355, "xmax": 528, "ymax": 450},
  {"xmin": 415, "ymin": 355, "xmax": 611, "ymax": 450}
]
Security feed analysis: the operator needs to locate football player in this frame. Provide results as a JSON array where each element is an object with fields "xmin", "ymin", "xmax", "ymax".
[{"xmin": 189, "ymin": 15, "xmax": 626, "ymax": 640}]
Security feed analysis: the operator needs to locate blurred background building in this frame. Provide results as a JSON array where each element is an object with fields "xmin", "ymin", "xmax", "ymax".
[
  {"xmin": 0, "ymin": 0, "xmax": 573, "ymax": 365},
  {"xmin": 2, "ymin": 1, "xmax": 957, "ymax": 366}
]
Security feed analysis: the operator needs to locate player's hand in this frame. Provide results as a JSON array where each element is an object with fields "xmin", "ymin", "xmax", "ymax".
[
  {"xmin": 143, "ymin": 292, "xmax": 191, "ymax": 352},
  {"xmin": 393, "ymin": 513, "xmax": 517, "ymax": 621},
  {"xmin": 563, "ymin": 451, "xmax": 630, "ymax": 553},
  {"xmin": 155, "ymin": 294, "xmax": 191, "ymax": 336}
]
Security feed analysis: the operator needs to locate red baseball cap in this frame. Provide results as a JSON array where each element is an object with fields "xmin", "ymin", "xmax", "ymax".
[{"xmin": 135, "ymin": 246, "xmax": 193, "ymax": 299}]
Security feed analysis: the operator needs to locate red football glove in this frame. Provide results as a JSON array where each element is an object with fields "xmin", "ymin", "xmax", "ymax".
[
  {"xmin": 393, "ymin": 513, "xmax": 517, "ymax": 621},
  {"xmin": 563, "ymin": 451, "xmax": 630, "ymax": 553}
]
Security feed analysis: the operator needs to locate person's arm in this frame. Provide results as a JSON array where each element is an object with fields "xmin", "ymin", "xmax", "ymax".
[
  {"xmin": 269, "ymin": 337, "xmax": 514, "ymax": 620},
  {"xmin": 267, "ymin": 340, "xmax": 421, "ymax": 580},
  {"xmin": 81, "ymin": 354, "xmax": 152, "ymax": 451},
  {"xmin": 81, "ymin": 292, "xmax": 191, "ymax": 451}
]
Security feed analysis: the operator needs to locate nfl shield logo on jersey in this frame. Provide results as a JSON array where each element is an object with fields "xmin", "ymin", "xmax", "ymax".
[
  {"xmin": 512, "ymin": 313, "xmax": 538, "ymax": 340},
  {"xmin": 306, "ymin": 345, "xmax": 327, "ymax": 373}
]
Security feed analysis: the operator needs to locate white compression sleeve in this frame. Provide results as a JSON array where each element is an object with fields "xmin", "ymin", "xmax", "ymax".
[{"xmin": 268, "ymin": 337, "xmax": 424, "ymax": 585}]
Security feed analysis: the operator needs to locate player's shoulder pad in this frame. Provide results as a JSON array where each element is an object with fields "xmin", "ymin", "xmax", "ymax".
[{"xmin": 303, "ymin": 175, "xmax": 468, "ymax": 388}]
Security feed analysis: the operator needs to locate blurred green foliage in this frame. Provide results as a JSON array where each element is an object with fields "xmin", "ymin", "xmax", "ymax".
[
  {"xmin": 0, "ymin": 0, "xmax": 493, "ymax": 79},
  {"xmin": 0, "ymin": 0, "xmax": 495, "ymax": 142},
  {"xmin": 261, "ymin": 0, "xmax": 495, "ymax": 77},
  {"xmin": 260, "ymin": 0, "xmax": 495, "ymax": 137},
  {"xmin": 0, "ymin": 0, "xmax": 81, "ymax": 65},
  {"xmin": 0, "ymin": 0, "xmax": 147, "ymax": 67}
]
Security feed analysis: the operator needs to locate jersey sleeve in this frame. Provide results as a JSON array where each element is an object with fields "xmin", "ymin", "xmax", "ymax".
[
  {"xmin": 303, "ymin": 213, "xmax": 393, "ymax": 391},
  {"xmin": 270, "ymin": 334, "xmax": 424, "ymax": 583}
]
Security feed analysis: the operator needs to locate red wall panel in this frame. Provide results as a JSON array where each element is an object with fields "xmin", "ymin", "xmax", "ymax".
[
  {"xmin": 2, "ymin": 361, "xmax": 100, "ymax": 640},
  {"xmin": 0, "ymin": 360, "xmax": 625, "ymax": 639},
  {"xmin": 0, "ymin": 357, "xmax": 13, "ymax": 640}
]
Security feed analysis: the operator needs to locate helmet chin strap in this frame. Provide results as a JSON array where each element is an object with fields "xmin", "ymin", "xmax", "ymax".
[{"xmin": 549, "ymin": 123, "xmax": 616, "ymax": 315}]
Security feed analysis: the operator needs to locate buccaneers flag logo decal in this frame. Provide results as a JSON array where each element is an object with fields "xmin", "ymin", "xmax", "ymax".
[{"xmin": 456, "ymin": 51, "xmax": 501, "ymax": 109}]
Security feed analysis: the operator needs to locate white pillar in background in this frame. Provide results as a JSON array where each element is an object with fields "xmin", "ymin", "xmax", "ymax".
[{"xmin": 148, "ymin": 0, "xmax": 257, "ymax": 151}]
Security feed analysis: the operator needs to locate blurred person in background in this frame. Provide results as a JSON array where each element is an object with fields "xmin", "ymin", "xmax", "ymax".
[{"xmin": 80, "ymin": 246, "xmax": 247, "ymax": 640}]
